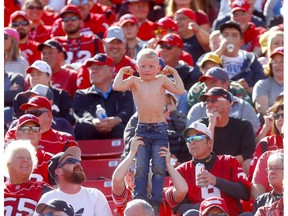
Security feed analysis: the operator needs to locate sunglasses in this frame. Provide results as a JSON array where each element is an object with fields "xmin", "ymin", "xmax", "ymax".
[
  {"xmin": 185, "ymin": 134, "xmax": 207, "ymax": 143},
  {"xmin": 71, "ymin": 0, "xmax": 89, "ymax": 5},
  {"xmin": 26, "ymin": 5, "xmax": 43, "ymax": 10},
  {"xmin": 18, "ymin": 126, "xmax": 40, "ymax": 133},
  {"xmin": 62, "ymin": 15, "xmax": 80, "ymax": 23},
  {"xmin": 159, "ymin": 44, "xmax": 173, "ymax": 50},
  {"xmin": 154, "ymin": 29, "xmax": 167, "ymax": 36},
  {"xmin": 274, "ymin": 113, "xmax": 284, "ymax": 120},
  {"xmin": 204, "ymin": 97, "xmax": 227, "ymax": 104},
  {"xmin": 4, "ymin": 34, "xmax": 9, "ymax": 40},
  {"xmin": 57, "ymin": 158, "xmax": 81, "ymax": 168},
  {"xmin": 206, "ymin": 213, "xmax": 228, "ymax": 216},
  {"xmin": 39, "ymin": 212, "xmax": 54, "ymax": 216},
  {"xmin": 11, "ymin": 20, "xmax": 30, "ymax": 27},
  {"xmin": 26, "ymin": 110, "xmax": 49, "ymax": 117}
]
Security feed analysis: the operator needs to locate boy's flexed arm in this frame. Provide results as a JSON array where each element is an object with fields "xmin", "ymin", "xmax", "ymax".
[
  {"xmin": 162, "ymin": 65, "xmax": 185, "ymax": 95},
  {"xmin": 113, "ymin": 66, "xmax": 135, "ymax": 92}
]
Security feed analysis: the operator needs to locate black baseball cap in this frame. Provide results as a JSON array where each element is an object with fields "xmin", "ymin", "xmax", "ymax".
[
  {"xmin": 36, "ymin": 199, "xmax": 74, "ymax": 216},
  {"xmin": 199, "ymin": 87, "xmax": 232, "ymax": 103},
  {"xmin": 219, "ymin": 20, "xmax": 242, "ymax": 37},
  {"xmin": 38, "ymin": 39, "xmax": 68, "ymax": 60}
]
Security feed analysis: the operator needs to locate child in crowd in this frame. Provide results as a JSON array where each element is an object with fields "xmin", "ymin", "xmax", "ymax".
[{"xmin": 113, "ymin": 48, "xmax": 185, "ymax": 214}]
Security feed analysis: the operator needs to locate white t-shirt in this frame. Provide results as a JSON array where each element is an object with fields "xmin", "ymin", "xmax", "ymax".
[
  {"xmin": 34, "ymin": 187, "xmax": 112, "ymax": 216},
  {"xmin": 222, "ymin": 52, "xmax": 245, "ymax": 79}
]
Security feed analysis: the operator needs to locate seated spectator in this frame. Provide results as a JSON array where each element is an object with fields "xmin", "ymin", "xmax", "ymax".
[
  {"xmin": 187, "ymin": 67, "xmax": 259, "ymax": 134},
  {"xmin": 112, "ymin": 136, "xmax": 188, "ymax": 215},
  {"xmin": 4, "ymin": 27, "xmax": 29, "ymax": 76},
  {"xmin": 36, "ymin": 199, "xmax": 74, "ymax": 216},
  {"xmin": 175, "ymin": 122, "xmax": 250, "ymax": 215},
  {"xmin": 199, "ymin": 197, "xmax": 229, "ymax": 216},
  {"xmin": 254, "ymin": 196, "xmax": 283, "ymax": 216},
  {"xmin": 124, "ymin": 199, "xmax": 155, "ymax": 216},
  {"xmin": 73, "ymin": 53, "xmax": 134, "ymax": 140},
  {"xmin": 37, "ymin": 146, "xmax": 113, "ymax": 215},
  {"xmin": 253, "ymin": 152, "xmax": 283, "ymax": 214},
  {"xmin": 252, "ymin": 47, "xmax": 284, "ymax": 115},
  {"xmin": 23, "ymin": 0, "xmax": 52, "ymax": 43},
  {"xmin": 4, "ymin": 140, "xmax": 52, "ymax": 215}
]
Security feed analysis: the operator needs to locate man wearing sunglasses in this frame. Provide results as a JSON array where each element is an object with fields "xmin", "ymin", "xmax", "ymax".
[
  {"xmin": 36, "ymin": 146, "xmax": 113, "ymax": 216},
  {"xmin": 9, "ymin": 10, "xmax": 41, "ymax": 65},
  {"xmin": 174, "ymin": 122, "xmax": 251, "ymax": 216}
]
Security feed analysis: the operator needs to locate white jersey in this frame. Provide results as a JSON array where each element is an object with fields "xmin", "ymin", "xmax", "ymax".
[{"xmin": 34, "ymin": 186, "xmax": 112, "ymax": 216}]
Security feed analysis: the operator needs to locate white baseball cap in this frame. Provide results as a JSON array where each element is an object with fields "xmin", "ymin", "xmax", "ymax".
[
  {"xmin": 182, "ymin": 122, "xmax": 212, "ymax": 140},
  {"xmin": 103, "ymin": 26, "xmax": 125, "ymax": 43},
  {"xmin": 26, "ymin": 60, "xmax": 52, "ymax": 75}
]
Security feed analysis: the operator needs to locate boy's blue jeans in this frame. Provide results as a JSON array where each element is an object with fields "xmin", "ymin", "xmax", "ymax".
[{"xmin": 134, "ymin": 122, "xmax": 168, "ymax": 204}]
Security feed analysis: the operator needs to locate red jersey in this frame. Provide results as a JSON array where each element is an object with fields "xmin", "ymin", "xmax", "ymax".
[
  {"xmin": 51, "ymin": 13, "xmax": 109, "ymax": 38},
  {"xmin": 180, "ymin": 50, "xmax": 194, "ymax": 66},
  {"xmin": 4, "ymin": 180, "xmax": 51, "ymax": 216},
  {"xmin": 53, "ymin": 34, "xmax": 104, "ymax": 65},
  {"xmin": 41, "ymin": 10, "xmax": 58, "ymax": 26},
  {"xmin": 242, "ymin": 23, "xmax": 266, "ymax": 52},
  {"xmin": 248, "ymin": 134, "xmax": 283, "ymax": 180},
  {"xmin": 112, "ymin": 187, "xmax": 177, "ymax": 216},
  {"xmin": 19, "ymin": 40, "xmax": 41, "ymax": 65},
  {"xmin": 29, "ymin": 24, "xmax": 52, "ymax": 43},
  {"xmin": 51, "ymin": 68, "xmax": 78, "ymax": 97},
  {"xmin": 176, "ymin": 155, "xmax": 251, "ymax": 216},
  {"xmin": 137, "ymin": 20, "xmax": 155, "ymax": 41},
  {"xmin": 90, "ymin": 3, "xmax": 116, "ymax": 25}
]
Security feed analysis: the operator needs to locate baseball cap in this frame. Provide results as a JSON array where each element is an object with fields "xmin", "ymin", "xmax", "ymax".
[
  {"xmin": 270, "ymin": 46, "xmax": 284, "ymax": 58},
  {"xmin": 26, "ymin": 60, "xmax": 52, "ymax": 75},
  {"xmin": 16, "ymin": 114, "xmax": 40, "ymax": 129},
  {"xmin": 199, "ymin": 87, "xmax": 232, "ymax": 103},
  {"xmin": 175, "ymin": 8, "xmax": 196, "ymax": 21},
  {"xmin": 36, "ymin": 199, "xmax": 74, "ymax": 216},
  {"xmin": 199, "ymin": 67, "xmax": 229, "ymax": 83},
  {"xmin": 118, "ymin": 14, "xmax": 138, "ymax": 27},
  {"xmin": 10, "ymin": 10, "xmax": 29, "ymax": 23},
  {"xmin": 30, "ymin": 84, "xmax": 54, "ymax": 101},
  {"xmin": 154, "ymin": 16, "xmax": 177, "ymax": 31},
  {"xmin": 59, "ymin": 4, "xmax": 82, "ymax": 19},
  {"xmin": 182, "ymin": 122, "xmax": 212, "ymax": 139},
  {"xmin": 219, "ymin": 20, "xmax": 242, "ymax": 37},
  {"xmin": 199, "ymin": 197, "xmax": 229, "ymax": 216},
  {"xmin": 231, "ymin": 0, "xmax": 250, "ymax": 13},
  {"xmin": 4, "ymin": 27, "xmax": 20, "ymax": 42},
  {"xmin": 103, "ymin": 26, "xmax": 125, "ymax": 43},
  {"xmin": 157, "ymin": 33, "xmax": 183, "ymax": 48},
  {"xmin": 84, "ymin": 53, "xmax": 114, "ymax": 67},
  {"xmin": 38, "ymin": 39, "xmax": 68, "ymax": 60},
  {"xmin": 198, "ymin": 52, "xmax": 222, "ymax": 68},
  {"xmin": 20, "ymin": 96, "xmax": 52, "ymax": 112},
  {"xmin": 48, "ymin": 146, "xmax": 81, "ymax": 179}
]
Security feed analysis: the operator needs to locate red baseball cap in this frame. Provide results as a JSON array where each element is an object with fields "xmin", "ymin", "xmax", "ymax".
[
  {"xmin": 16, "ymin": 114, "xmax": 40, "ymax": 129},
  {"xmin": 270, "ymin": 47, "xmax": 284, "ymax": 58},
  {"xmin": 175, "ymin": 8, "xmax": 196, "ymax": 21},
  {"xmin": 118, "ymin": 14, "xmax": 138, "ymax": 27},
  {"xmin": 199, "ymin": 197, "xmax": 229, "ymax": 216},
  {"xmin": 59, "ymin": 4, "xmax": 82, "ymax": 19},
  {"xmin": 10, "ymin": 10, "xmax": 29, "ymax": 23},
  {"xmin": 20, "ymin": 96, "xmax": 52, "ymax": 112},
  {"xmin": 154, "ymin": 16, "xmax": 178, "ymax": 31},
  {"xmin": 84, "ymin": 53, "xmax": 114, "ymax": 67},
  {"xmin": 231, "ymin": 0, "xmax": 250, "ymax": 13},
  {"xmin": 157, "ymin": 33, "xmax": 183, "ymax": 48}
]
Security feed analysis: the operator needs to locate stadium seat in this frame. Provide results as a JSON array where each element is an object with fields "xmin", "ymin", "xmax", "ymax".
[
  {"xmin": 77, "ymin": 139, "xmax": 125, "ymax": 159},
  {"xmin": 82, "ymin": 158, "xmax": 120, "ymax": 180}
]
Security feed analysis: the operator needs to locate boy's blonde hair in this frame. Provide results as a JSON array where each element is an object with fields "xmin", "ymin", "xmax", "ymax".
[{"xmin": 136, "ymin": 48, "xmax": 159, "ymax": 65}]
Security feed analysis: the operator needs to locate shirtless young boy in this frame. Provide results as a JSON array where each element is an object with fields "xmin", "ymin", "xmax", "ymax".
[{"xmin": 113, "ymin": 48, "xmax": 185, "ymax": 213}]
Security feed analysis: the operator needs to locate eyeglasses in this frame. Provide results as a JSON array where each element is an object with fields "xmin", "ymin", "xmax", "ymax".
[
  {"xmin": 11, "ymin": 20, "xmax": 30, "ymax": 27},
  {"xmin": 204, "ymin": 97, "xmax": 227, "ymax": 104},
  {"xmin": 39, "ymin": 212, "xmax": 54, "ymax": 216},
  {"xmin": 57, "ymin": 158, "xmax": 81, "ymax": 168},
  {"xmin": 159, "ymin": 44, "xmax": 173, "ymax": 50},
  {"xmin": 206, "ymin": 213, "xmax": 228, "ymax": 216},
  {"xmin": 274, "ymin": 113, "xmax": 284, "ymax": 120},
  {"xmin": 154, "ymin": 29, "xmax": 167, "ymax": 36},
  {"xmin": 271, "ymin": 61, "xmax": 284, "ymax": 66},
  {"xmin": 26, "ymin": 5, "xmax": 43, "ymax": 10},
  {"xmin": 26, "ymin": 110, "xmax": 49, "ymax": 117},
  {"xmin": 71, "ymin": 0, "xmax": 89, "ymax": 5},
  {"xmin": 4, "ymin": 34, "xmax": 9, "ymax": 40},
  {"xmin": 62, "ymin": 16, "xmax": 80, "ymax": 23},
  {"xmin": 185, "ymin": 134, "xmax": 207, "ymax": 143},
  {"xmin": 232, "ymin": 11, "xmax": 247, "ymax": 18},
  {"xmin": 266, "ymin": 167, "xmax": 283, "ymax": 173},
  {"xmin": 18, "ymin": 126, "xmax": 40, "ymax": 133}
]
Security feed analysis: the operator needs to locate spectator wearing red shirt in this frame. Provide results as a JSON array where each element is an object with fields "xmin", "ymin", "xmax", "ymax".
[
  {"xmin": 23, "ymin": 0, "xmax": 52, "ymax": 43},
  {"xmin": 9, "ymin": 10, "xmax": 41, "ymax": 65}
]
